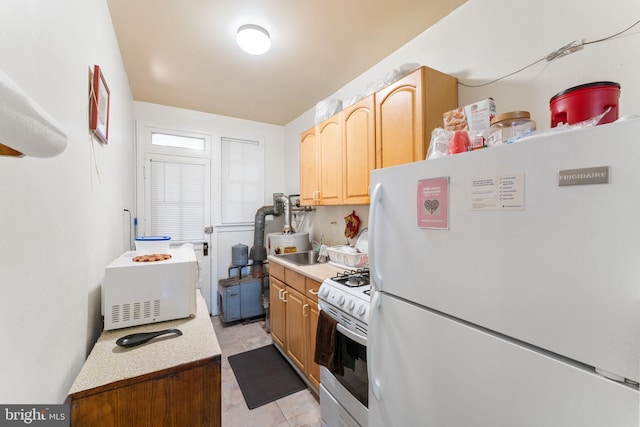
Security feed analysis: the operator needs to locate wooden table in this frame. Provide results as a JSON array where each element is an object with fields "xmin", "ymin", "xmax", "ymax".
[{"xmin": 68, "ymin": 291, "xmax": 221, "ymax": 427}]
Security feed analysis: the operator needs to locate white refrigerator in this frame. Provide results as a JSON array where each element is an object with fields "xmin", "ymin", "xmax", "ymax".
[{"xmin": 367, "ymin": 119, "xmax": 640, "ymax": 427}]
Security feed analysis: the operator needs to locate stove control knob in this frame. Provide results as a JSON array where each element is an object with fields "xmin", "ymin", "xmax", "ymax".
[
  {"xmin": 347, "ymin": 300, "xmax": 355, "ymax": 311},
  {"xmin": 338, "ymin": 295, "xmax": 345, "ymax": 306},
  {"xmin": 357, "ymin": 304, "xmax": 366, "ymax": 316},
  {"xmin": 319, "ymin": 287, "xmax": 330, "ymax": 298}
]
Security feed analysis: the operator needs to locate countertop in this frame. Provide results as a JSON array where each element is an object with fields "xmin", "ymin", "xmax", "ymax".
[
  {"xmin": 267, "ymin": 254, "xmax": 344, "ymax": 282},
  {"xmin": 68, "ymin": 290, "xmax": 220, "ymax": 396}
]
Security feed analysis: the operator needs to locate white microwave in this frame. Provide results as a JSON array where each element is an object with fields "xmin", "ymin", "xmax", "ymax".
[{"xmin": 102, "ymin": 246, "xmax": 198, "ymax": 330}]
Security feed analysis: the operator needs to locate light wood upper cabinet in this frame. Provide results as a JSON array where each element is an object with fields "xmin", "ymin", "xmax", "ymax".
[
  {"xmin": 300, "ymin": 128, "xmax": 319, "ymax": 205},
  {"xmin": 317, "ymin": 116, "xmax": 343, "ymax": 205},
  {"xmin": 300, "ymin": 66, "xmax": 457, "ymax": 205},
  {"xmin": 298, "ymin": 96, "xmax": 374, "ymax": 206},
  {"xmin": 375, "ymin": 66, "xmax": 457, "ymax": 168},
  {"xmin": 343, "ymin": 95, "xmax": 375, "ymax": 205}
]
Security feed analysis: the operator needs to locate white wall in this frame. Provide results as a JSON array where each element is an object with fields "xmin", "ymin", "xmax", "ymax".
[
  {"xmin": 0, "ymin": 1, "xmax": 134, "ymax": 403},
  {"xmin": 284, "ymin": 0, "xmax": 640, "ymax": 243}
]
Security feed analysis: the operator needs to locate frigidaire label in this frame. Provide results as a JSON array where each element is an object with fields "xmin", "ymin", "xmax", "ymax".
[{"xmin": 558, "ymin": 166, "xmax": 610, "ymax": 186}]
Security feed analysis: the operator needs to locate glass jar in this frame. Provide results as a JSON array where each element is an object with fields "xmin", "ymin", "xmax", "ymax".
[{"xmin": 490, "ymin": 111, "xmax": 536, "ymax": 143}]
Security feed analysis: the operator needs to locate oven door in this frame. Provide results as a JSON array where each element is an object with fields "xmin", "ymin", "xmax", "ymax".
[
  {"xmin": 334, "ymin": 323, "xmax": 368, "ymax": 408},
  {"xmin": 319, "ymin": 314, "xmax": 369, "ymax": 426}
]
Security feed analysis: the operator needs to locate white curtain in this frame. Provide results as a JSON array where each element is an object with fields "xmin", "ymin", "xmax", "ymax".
[{"xmin": 149, "ymin": 158, "xmax": 207, "ymax": 241}]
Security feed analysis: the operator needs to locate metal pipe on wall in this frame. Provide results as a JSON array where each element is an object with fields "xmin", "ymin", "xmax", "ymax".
[{"xmin": 249, "ymin": 193, "xmax": 285, "ymax": 277}]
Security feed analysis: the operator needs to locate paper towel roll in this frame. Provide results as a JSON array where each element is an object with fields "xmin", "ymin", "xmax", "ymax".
[{"xmin": 0, "ymin": 69, "xmax": 67, "ymax": 157}]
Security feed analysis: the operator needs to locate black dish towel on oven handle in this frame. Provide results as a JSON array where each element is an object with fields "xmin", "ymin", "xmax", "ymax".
[{"xmin": 314, "ymin": 310, "xmax": 344, "ymax": 376}]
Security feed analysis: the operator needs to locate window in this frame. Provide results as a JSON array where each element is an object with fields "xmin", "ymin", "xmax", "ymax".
[
  {"xmin": 221, "ymin": 137, "xmax": 264, "ymax": 224},
  {"xmin": 151, "ymin": 132, "xmax": 206, "ymax": 150}
]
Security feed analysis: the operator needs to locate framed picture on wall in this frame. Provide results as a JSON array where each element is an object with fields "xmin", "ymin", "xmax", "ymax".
[{"xmin": 90, "ymin": 65, "xmax": 110, "ymax": 144}]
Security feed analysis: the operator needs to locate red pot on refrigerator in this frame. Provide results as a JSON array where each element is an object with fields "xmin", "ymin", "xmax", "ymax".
[{"xmin": 550, "ymin": 81, "xmax": 620, "ymax": 127}]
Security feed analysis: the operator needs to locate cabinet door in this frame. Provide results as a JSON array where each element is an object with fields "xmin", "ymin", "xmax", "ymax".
[
  {"xmin": 285, "ymin": 286, "xmax": 306, "ymax": 371},
  {"xmin": 306, "ymin": 301, "xmax": 321, "ymax": 389},
  {"xmin": 269, "ymin": 277, "xmax": 286, "ymax": 349},
  {"xmin": 317, "ymin": 115, "xmax": 343, "ymax": 205},
  {"xmin": 300, "ymin": 127, "xmax": 319, "ymax": 205},
  {"xmin": 375, "ymin": 66, "xmax": 457, "ymax": 168},
  {"xmin": 305, "ymin": 278, "xmax": 321, "ymax": 389},
  {"xmin": 343, "ymin": 95, "xmax": 375, "ymax": 204},
  {"xmin": 375, "ymin": 68, "xmax": 425, "ymax": 168}
]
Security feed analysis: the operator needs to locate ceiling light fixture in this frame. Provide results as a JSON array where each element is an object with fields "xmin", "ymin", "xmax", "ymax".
[{"xmin": 236, "ymin": 24, "xmax": 271, "ymax": 55}]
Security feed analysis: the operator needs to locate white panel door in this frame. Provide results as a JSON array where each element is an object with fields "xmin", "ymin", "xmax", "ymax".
[
  {"xmin": 136, "ymin": 123, "xmax": 215, "ymax": 314},
  {"xmin": 141, "ymin": 153, "xmax": 213, "ymax": 313}
]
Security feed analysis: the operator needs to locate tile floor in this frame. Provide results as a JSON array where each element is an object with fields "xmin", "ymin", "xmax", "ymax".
[{"xmin": 211, "ymin": 315, "xmax": 322, "ymax": 427}]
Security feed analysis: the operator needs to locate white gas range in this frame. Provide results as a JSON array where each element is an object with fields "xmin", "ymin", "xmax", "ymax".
[
  {"xmin": 317, "ymin": 268, "xmax": 371, "ymax": 427},
  {"xmin": 318, "ymin": 268, "xmax": 370, "ymax": 333}
]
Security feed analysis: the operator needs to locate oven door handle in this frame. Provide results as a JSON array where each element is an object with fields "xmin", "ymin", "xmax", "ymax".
[{"xmin": 336, "ymin": 323, "xmax": 367, "ymax": 347}]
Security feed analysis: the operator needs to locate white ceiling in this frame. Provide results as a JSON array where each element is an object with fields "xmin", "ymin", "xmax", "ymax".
[{"xmin": 107, "ymin": 0, "xmax": 465, "ymax": 125}]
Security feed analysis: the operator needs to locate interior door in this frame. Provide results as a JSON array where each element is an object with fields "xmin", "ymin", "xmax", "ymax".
[
  {"xmin": 135, "ymin": 120, "xmax": 216, "ymax": 314},
  {"xmin": 141, "ymin": 153, "xmax": 212, "ymax": 311}
]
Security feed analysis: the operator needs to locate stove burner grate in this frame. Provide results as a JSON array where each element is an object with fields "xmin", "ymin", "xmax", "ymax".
[
  {"xmin": 346, "ymin": 277, "xmax": 365, "ymax": 287},
  {"xmin": 331, "ymin": 267, "xmax": 370, "ymax": 288}
]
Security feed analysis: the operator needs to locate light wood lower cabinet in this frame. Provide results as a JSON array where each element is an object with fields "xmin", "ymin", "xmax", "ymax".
[
  {"xmin": 285, "ymin": 286, "xmax": 306, "ymax": 370},
  {"xmin": 269, "ymin": 264, "xmax": 321, "ymax": 391},
  {"xmin": 305, "ymin": 279, "xmax": 321, "ymax": 389},
  {"xmin": 269, "ymin": 277, "xmax": 286, "ymax": 349}
]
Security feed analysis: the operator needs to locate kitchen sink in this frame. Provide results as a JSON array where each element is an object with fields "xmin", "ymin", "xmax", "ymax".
[{"xmin": 275, "ymin": 250, "xmax": 323, "ymax": 266}]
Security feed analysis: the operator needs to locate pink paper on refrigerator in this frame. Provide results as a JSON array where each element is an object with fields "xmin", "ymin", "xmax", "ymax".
[{"xmin": 417, "ymin": 177, "xmax": 449, "ymax": 229}]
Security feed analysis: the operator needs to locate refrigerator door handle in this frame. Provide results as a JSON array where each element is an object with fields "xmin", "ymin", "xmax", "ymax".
[
  {"xmin": 369, "ymin": 182, "xmax": 383, "ymax": 290},
  {"xmin": 368, "ymin": 289, "xmax": 382, "ymax": 401}
]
